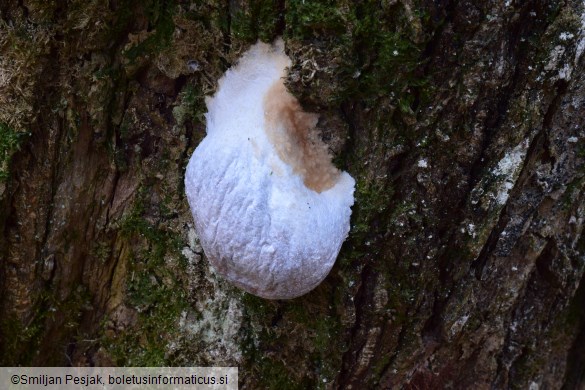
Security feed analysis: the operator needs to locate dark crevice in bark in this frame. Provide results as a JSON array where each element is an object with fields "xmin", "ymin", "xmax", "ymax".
[
  {"xmin": 470, "ymin": 71, "xmax": 569, "ymax": 280},
  {"xmin": 177, "ymin": 122, "xmax": 192, "ymax": 197},
  {"xmin": 339, "ymin": 102, "xmax": 359, "ymax": 171},
  {"xmin": 562, "ymin": 255, "xmax": 585, "ymax": 389},
  {"xmin": 104, "ymin": 241, "xmax": 124, "ymax": 310},
  {"xmin": 534, "ymin": 238, "xmax": 563, "ymax": 290},
  {"xmin": 224, "ymin": 0, "xmax": 232, "ymax": 51},
  {"xmin": 494, "ymin": 235, "xmax": 556, "ymax": 386},
  {"xmin": 421, "ymin": 290, "xmax": 445, "ymax": 345},
  {"xmin": 542, "ymin": 80, "xmax": 569, "ymax": 132},
  {"xmin": 105, "ymin": 170, "xmax": 121, "ymax": 227},
  {"xmin": 34, "ymin": 43, "xmax": 67, "ymax": 305},
  {"xmin": 274, "ymin": 0, "xmax": 286, "ymax": 37},
  {"xmin": 337, "ymin": 262, "xmax": 376, "ymax": 386},
  {"xmin": 466, "ymin": 0, "xmax": 561, "ymax": 195},
  {"xmin": 16, "ymin": 0, "xmax": 28, "ymax": 19},
  {"xmin": 469, "ymin": 178, "xmax": 519, "ymax": 279},
  {"xmin": 270, "ymin": 305, "xmax": 283, "ymax": 327},
  {"xmin": 419, "ymin": 1, "xmax": 458, "ymax": 63}
]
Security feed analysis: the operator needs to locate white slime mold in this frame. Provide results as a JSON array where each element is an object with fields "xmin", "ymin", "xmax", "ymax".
[{"xmin": 185, "ymin": 40, "xmax": 355, "ymax": 299}]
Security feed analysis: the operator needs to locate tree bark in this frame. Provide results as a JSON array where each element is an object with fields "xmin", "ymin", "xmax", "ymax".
[{"xmin": 0, "ymin": 0, "xmax": 584, "ymax": 388}]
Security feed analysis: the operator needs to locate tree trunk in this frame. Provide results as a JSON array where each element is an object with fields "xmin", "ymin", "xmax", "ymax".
[{"xmin": 1, "ymin": 0, "xmax": 584, "ymax": 388}]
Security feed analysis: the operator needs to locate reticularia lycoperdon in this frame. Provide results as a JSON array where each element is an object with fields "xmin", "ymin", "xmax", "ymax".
[{"xmin": 185, "ymin": 39, "xmax": 355, "ymax": 299}]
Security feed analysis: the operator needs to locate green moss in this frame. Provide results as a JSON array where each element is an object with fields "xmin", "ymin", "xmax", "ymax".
[
  {"xmin": 103, "ymin": 188, "xmax": 188, "ymax": 366},
  {"xmin": 123, "ymin": 0, "xmax": 177, "ymax": 62},
  {"xmin": 0, "ymin": 13, "xmax": 54, "ymax": 133},
  {"xmin": 0, "ymin": 314, "xmax": 45, "ymax": 366},
  {"xmin": 104, "ymin": 268, "xmax": 188, "ymax": 366},
  {"xmin": 345, "ymin": 30, "xmax": 423, "ymax": 102},
  {"xmin": 240, "ymin": 293, "xmax": 277, "ymax": 320},
  {"xmin": 509, "ymin": 347, "xmax": 546, "ymax": 390},
  {"xmin": 561, "ymin": 176, "xmax": 583, "ymax": 210},
  {"xmin": 286, "ymin": 299, "xmax": 341, "ymax": 353},
  {"xmin": 0, "ymin": 122, "xmax": 27, "ymax": 181},
  {"xmin": 285, "ymin": 0, "xmax": 348, "ymax": 39},
  {"xmin": 0, "ymin": 286, "xmax": 91, "ymax": 366},
  {"xmin": 173, "ymin": 83, "xmax": 207, "ymax": 126},
  {"xmin": 349, "ymin": 178, "xmax": 394, "ymax": 241},
  {"xmin": 239, "ymin": 289, "xmax": 345, "ymax": 388},
  {"xmin": 231, "ymin": 0, "xmax": 283, "ymax": 42},
  {"xmin": 254, "ymin": 357, "xmax": 308, "ymax": 390},
  {"xmin": 371, "ymin": 354, "xmax": 392, "ymax": 383},
  {"xmin": 302, "ymin": 2, "xmax": 428, "ymax": 104}
]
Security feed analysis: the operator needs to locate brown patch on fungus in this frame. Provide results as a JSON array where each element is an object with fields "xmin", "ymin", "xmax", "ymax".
[{"xmin": 264, "ymin": 82, "xmax": 340, "ymax": 193}]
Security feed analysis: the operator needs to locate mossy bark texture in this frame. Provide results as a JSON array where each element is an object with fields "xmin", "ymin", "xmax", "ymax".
[{"xmin": 1, "ymin": 0, "xmax": 584, "ymax": 388}]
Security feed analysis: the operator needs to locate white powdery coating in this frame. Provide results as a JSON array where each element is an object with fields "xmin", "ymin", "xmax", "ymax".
[
  {"xmin": 492, "ymin": 139, "xmax": 529, "ymax": 205},
  {"xmin": 185, "ymin": 40, "xmax": 355, "ymax": 299},
  {"xmin": 576, "ymin": 5, "xmax": 585, "ymax": 65}
]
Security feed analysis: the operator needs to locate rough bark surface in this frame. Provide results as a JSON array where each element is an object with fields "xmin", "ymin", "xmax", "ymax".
[{"xmin": 0, "ymin": 0, "xmax": 584, "ymax": 389}]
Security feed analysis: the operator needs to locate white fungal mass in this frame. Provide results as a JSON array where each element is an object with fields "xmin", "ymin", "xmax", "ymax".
[{"xmin": 184, "ymin": 39, "xmax": 355, "ymax": 299}]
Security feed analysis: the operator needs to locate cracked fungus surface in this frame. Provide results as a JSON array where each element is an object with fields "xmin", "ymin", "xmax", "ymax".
[{"xmin": 185, "ymin": 40, "xmax": 355, "ymax": 299}]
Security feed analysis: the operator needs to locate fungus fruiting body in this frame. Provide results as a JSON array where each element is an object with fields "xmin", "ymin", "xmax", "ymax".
[{"xmin": 184, "ymin": 40, "xmax": 355, "ymax": 299}]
